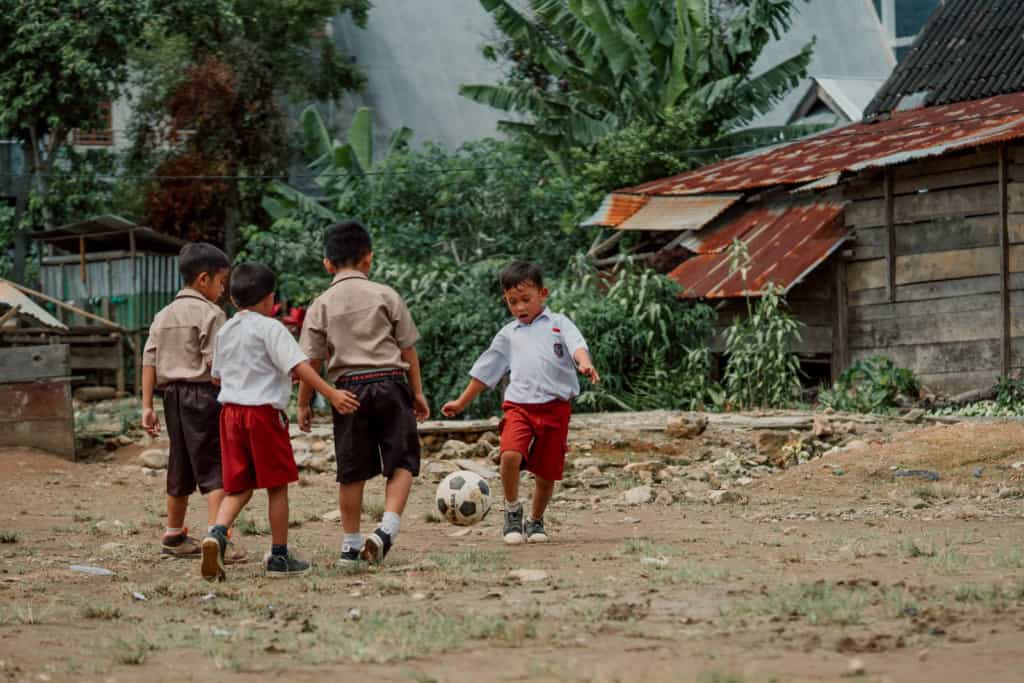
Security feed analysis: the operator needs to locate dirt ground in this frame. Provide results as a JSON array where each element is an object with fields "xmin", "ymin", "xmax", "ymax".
[{"xmin": 2, "ymin": 412, "xmax": 1024, "ymax": 682}]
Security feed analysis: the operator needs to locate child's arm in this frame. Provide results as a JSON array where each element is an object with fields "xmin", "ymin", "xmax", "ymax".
[
  {"xmin": 296, "ymin": 360, "xmax": 321, "ymax": 432},
  {"xmin": 560, "ymin": 315, "xmax": 599, "ymax": 383},
  {"xmin": 292, "ymin": 361, "xmax": 359, "ymax": 417},
  {"xmin": 442, "ymin": 378, "xmax": 488, "ymax": 417},
  {"xmin": 141, "ymin": 365, "xmax": 160, "ymax": 436},
  {"xmin": 400, "ymin": 346, "xmax": 430, "ymax": 422},
  {"xmin": 573, "ymin": 348, "xmax": 600, "ymax": 384}
]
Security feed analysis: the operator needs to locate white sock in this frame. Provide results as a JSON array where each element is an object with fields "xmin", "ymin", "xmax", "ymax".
[
  {"xmin": 165, "ymin": 527, "xmax": 184, "ymax": 536},
  {"xmin": 342, "ymin": 533, "xmax": 363, "ymax": 552},
  {"xmin": 380, "ymin": 511, "xmax": 401, "ymax": 539},
  {"xmin": 506, "ymin": 500, "xmax": 522, "ymax": 513}
]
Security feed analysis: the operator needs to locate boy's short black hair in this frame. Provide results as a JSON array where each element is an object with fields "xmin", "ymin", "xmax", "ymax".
[
  {"xmin": 179, "ymin": 243, "xmax": 230, "ymax": 285},
  {"xmin": 324, "ymin": 220, "xmax": 372, "ymax": 267},
  {"xmin": 499, "ymin": 261, "xmax": 544, "ymax": 291},
  {"xmin": 230, "ymin": 262, "xmax": 276, "ymax": 308}
]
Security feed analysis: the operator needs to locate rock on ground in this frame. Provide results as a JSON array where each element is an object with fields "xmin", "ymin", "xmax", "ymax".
[
  {"xmin": 624, "ymin": 485, "xmax": 654, "ymax": 505},
  {"xmin": 139, "ymin": 449, "xmax": 169, "ymax": 470},
  {"xmin": 666, "ymin": 415, "xmax": 707, "ymax": 438}
]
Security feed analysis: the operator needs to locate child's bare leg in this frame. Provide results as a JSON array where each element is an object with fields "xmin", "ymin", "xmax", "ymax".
[
  {"xmin": 205, "ymin": 488, "xmax": 226, "ymax": 528},
  {"xmin": 531, "ymin": 476, "xmax": 555, "ymax": 520},
  {"xmin": 500, "ymin": 451, "xmax": 524, "ymax": 503},
  {"xmin": 266, "ymin": 485, "xmax": 289, "ymax": 546},
  {"xmin": 214, "ymin": 490, "xmax": 253, "ymax": 529},
  {"xmin": 166, "ymin": 495, "xmax": 188, "ymax": 530},
  {"xmin": 338, "ymin": 481, "xmax": 365, "ymax": 534},
  {"xmin": 384, "ymin": 468, "xmax": 413, "ymax": 515}
]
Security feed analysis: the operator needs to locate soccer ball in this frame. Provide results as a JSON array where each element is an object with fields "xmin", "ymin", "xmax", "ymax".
[{"xmin": 435, "ymin": 471, "xmax": 492, "ymax": 526}]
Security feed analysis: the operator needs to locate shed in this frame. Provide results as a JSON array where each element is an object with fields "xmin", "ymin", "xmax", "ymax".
[{"xmin": 585, "ymin": 0, "xmax": 1024, "ymax": 394}]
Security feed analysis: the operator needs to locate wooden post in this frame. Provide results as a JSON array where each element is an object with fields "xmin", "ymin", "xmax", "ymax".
[
  {"xmin": 999, "ymin": 144, "xmax": 1011, "ymax": 375},
  {"xmin": 884, "ymin": 168, "xmax": 896, "ymax": 303},
  {"xmin": 831, "ymin": 258, "xmax": 850, "ymax": 382},
  {"xmin": 133, "ymin": 331, "xmax": 142, "ymax": 396},
  {"xmin": 115, "ymin": 334, "xmax": 125, "ymax": 395},
  {"xmin": 79, "ymin": 236, "xmax": 87, "ymax": 284}
]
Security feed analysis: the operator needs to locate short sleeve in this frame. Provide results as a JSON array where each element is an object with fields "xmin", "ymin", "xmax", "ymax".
[
  {"xmin": 469, "ymin": 328, "xmax": 511, "ymax": 389},
  {"xmin": 267, "ymin": 320, "xmax": 308, "ymax": 374},
  {"xmin": 557, "ymin": 315, "xmax": 588, "ymax": 356},
  {"xmin": 198, "ymin": 306, "xmax": 226, "ymax": 368},
  {"xmin": 390, "ymin": 293, "xmax": 420, "ymax": 349},
  {"xmin": 142, "ymin": 328, "xmax": 157, "ymax": 367},
  {"xmin": 299, "ymin": 298, "xmax": 329, "ymax": 360},
  {"xmin": 210, "ymin": 330, "xmax": 223, "ymax": 380}
]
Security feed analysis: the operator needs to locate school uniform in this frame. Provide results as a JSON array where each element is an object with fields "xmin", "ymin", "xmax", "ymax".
[
  {"xmin": 143, "ymin": 288, "xmax": 226, "ymax": 496},
  {"xmin": 299, "ymin": 271, "xmax": 421, "ymax": 484},
  {"xmin": 469, "ymin": 308, "xmax": 588, "ymax": 481},
  {"xmin": 212, "ymin": 311, "xmax": 308, "ymax": 493}
]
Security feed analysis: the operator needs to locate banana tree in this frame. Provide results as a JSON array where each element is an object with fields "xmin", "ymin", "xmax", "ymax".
[
  {"xmin": 263, "ymin": 105, "xmax": 413, "ymax": 221},
  {"xmin": 461, "ymin": 0, "xmax": 816, "ymax": 158}
]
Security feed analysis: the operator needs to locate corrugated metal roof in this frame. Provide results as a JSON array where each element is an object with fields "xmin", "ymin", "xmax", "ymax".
[
  {"xmin": 32, "ymin": 215, "xmax": 186, "ymax": 255},
  {"xmin": 865, "ymin": 0, "xmax": 1024, "ymax": 118},
  {"xmin": 668, "ymin": 203, "xmax": 848, "ymax": 299},
  {"xmin": 581, "ymin": 193, "xmax": 649, "ymax": 228},
  {"xmin": 624, "ymin": 92, "xmax": 1024, "ymax": 196},
  {"xmin": 615, "ymin": 195, "xmax": 742, "ymax": 232},
  {"xmin": 0, "ymin": 280, "xmax": 68, "ymax": 332}
]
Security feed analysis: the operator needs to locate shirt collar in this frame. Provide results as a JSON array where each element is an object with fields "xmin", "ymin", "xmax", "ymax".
[
  {"xmin": 514, "ymin": 307, "xmax": 552, "ymax": 328},
  {"xmin": 330, "ymin": 270, "xmax": 368, "ymax": 287},
  {"xmin": 176, "ymin": 287, "xmax": 213, "ymax": 303}
]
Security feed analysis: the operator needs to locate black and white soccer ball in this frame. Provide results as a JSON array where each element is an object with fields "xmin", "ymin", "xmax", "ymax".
[{"xmin": 435, "ymin": 470, "xmax": 492, "ymax": 526}]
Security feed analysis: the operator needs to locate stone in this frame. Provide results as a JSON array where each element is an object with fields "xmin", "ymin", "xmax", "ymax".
[
  {"xmin": 640, "ymin": 556, "xmax": 669, "ymax": 567},
  {"xmin": 623, "ymin": 485, "xmax": 654, "ymax": 505},
  {"xmin": 902, "ymin": 408, "xmax": 925, "ymax": 423},
  {"xmin": 666, "ymin": 415, "xmax": 707, "ymax": 439},
  {"xmin": 305, "ymin": 455, "xmax": 335, "ymax": 473},
  {"xmin": 579, "ymin": 466, "xmax": 603, "ymax": 479},
  {"xmin": 114, "ymin": 435, "xmax": 134, "ymax": 447},
  {"xmin": 438, "ymin": 440, "xmax": 474, "ymax": 460},
  {"xmin": 846, "ymin": 658, "xmax": 865, "ymax": 677},
  {"xmin": 310, "ymin": 439, "xmax": 329, "ymax": 453},
  {"xmin": 845, "ymin": 440, "xmax": 869, "ymax": 451},
  {"xmin": 424, "ymin": 460, "xmax": 458, "ymax": 482},
  {"xmin": 453, "ymin": 459, "xmax": 498, "ymax": 479},
  {"xmin": 509, "ymin": 568, "xmax": 548, "ymax": 583},
  {"xmin": 293, "ymin": 449, "xmax": 313, "ymax": 468},
  {"xmin": 905, "ymin": 497, "xmax": 929, "ymax": 509},
  {"xmin": 572, "ymin": 457, "xmax": 603, "ymax": 470},
  {"xmin": 813, "ymin": 414, "xmax": 833, "ymax": 438},
  {"xmin": 654, "ymin": 490, "xmax": 674, "ymax": 506},
  {"xmin": 624, "ymin": 461, "xmax": 661, "ymax": 474},
  {"xmin": 708, "ymin": 490, "xmax": 745, "ymax": 505},
  {"xmin": 735, "ymin": 477, "xmax": 754, "ymax": 486},
  {"xmin": 139, "ymin": 449, "xmax": 168, "ymax": 470},
  {"xmin": 479, "ymin": 431, "xmax": 500, "ymax": 446},
  {"xmin": 320, "ymin": 510, "xmax": 341, "ymax": 522},
  {"xmin": 587, "ymin": 478, "xmax": 610, "ymax": 489}
]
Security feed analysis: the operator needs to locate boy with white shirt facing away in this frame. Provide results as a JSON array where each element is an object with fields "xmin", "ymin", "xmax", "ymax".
[
  {"xmin": 201, "ymin": 263, "xmax": 360, "ymax": 581},
  {"xmin": 442, "ymin": 261, "xmax": 599, "ymax": 545}
]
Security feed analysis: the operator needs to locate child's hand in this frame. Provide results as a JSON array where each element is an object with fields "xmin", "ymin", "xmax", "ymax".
[
  {"xmin": 298, "ymin": 404, "xmax": 313, "ymax": 432},
  {"xmin": 441, "ymin": 400, "xmax": 465, "ymax": 418},
  {"xmin": 413, "ymin": 392, "xmax": 430, "ymax": 422},
  {"xmin": 329, "ymin": 389, "xmax": 360, "ymax": 415},
  {"xmin": 142, "ymin": 408, "xmax": 161, "ymax": 436},
  {"xmin": 577, "ymin": 359, "xmax": 600, "ymax": 384}
]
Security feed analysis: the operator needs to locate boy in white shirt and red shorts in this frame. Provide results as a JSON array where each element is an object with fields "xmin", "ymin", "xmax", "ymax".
[
  {"xmin": 443, "ymin": 261, "xmax": 599, "ymax": 545},
  {"xmin": 200, "ymin": 263, "xmax": 359, "ymax": 581}
]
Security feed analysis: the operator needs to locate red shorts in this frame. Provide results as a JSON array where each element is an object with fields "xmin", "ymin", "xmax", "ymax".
[
  {"xmin": 219, "ymin": 404, "xmax": 298, "ymax": 494},
  {"xmin": 499, "ymin": 400, "xmax": 571, "ymax": 481}
]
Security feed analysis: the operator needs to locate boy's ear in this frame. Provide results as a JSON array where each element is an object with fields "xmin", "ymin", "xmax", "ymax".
[
  {"xmin": 322, "ymin": 257, "xmax": 337, "ymax": 274},
  {"xmin": 539, "ymin": 287, "xmax": 550, "ymax": 299}
]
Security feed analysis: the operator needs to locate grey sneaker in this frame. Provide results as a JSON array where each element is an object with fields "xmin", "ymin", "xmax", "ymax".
[
  {"xmin": 503, "ymin": 507, "xmax": 524, "ymax": 545},
  {"xmin": 201, "ymin": 531, "xmax": 227, "ymax": 582},
  {"xmin": 265, "ymin": 552, "xmax": 310, "ymax": 578},
  {"xmin": 525, "ymin": 517, "xmax": 549, "ymax": 543}
]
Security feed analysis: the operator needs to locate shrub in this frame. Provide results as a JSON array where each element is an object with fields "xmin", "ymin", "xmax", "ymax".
[{"xmin": 819, "ymin": 356, "xmax": 919, "ymax": 413}]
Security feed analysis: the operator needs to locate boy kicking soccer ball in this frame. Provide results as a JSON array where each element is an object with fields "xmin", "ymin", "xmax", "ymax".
[{"xmin": 442, "ymin": 261, "xmax": 599, "ymax": 544}]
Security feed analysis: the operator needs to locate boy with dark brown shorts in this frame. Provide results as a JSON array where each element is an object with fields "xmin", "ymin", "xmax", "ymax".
[
  {"xmin": 298, "ymin": 220, "xmax": 430, "ymax": 566},
  {"xmin": 141, "ymin": 243, "xmax": 244, "ymax": 561},
  {"xmin": 200, "ymin": 263, "xmax": 360, "ymax": 581},
  {"xmin": 443, "ymin": 262, "xmax": 599, "ymax": 545}
]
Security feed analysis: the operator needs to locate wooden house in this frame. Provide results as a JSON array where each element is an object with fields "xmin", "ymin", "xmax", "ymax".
[{"xmin": 585, "ymin": 0, "xmax": 1024, "ymax": 394}]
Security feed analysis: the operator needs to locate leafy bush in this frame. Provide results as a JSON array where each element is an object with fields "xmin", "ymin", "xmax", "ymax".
[
  {"xmin": 996, "ymin": 375, "xmax": 1024, "ymax": 410},
  {"xmin": 819, "ymin": 356, "xmax": 920, "ymax": 414},
  {"xmin": 722, "ymin": 286, "xmax": 803, "ymax": 409}
]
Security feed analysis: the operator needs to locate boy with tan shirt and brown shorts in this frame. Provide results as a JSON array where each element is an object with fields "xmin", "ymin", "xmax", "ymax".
[
  {"xmin": 297, "ymin": 220, "xmax": 429, "ymax": 567},
  {"xmin": 141, "ymin": 243, "xmax": 242, "ymax": 562}
]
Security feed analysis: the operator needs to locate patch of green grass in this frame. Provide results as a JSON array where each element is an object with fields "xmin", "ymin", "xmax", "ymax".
[
  {"xmin": 0, "ymin": 605, "xmax": 47, "ymax": 625},
  {"xmin": 80, "ymin": 602, "xmax": 122, "ymax": 620},
  {"xmin": 234, "ymin": 517, "xmax": 270, "ymax": 536},
  {"xmin": 900, "ymin": 536, "xmax": 937, "ymax": 558},
  {"xmin": 750, "ymin": 582, "xmax": 867, "ymax": 626},
  {"xmin": 0, "ymin": 530, "xmax": 20, "ymax": 544},
  {"xmin": 648, "ymin": 561, "xmax": 730, "ymax": 585},
  {"xmin": 72, "ymin": 513, "xmax": 94, "ymax": 523},
  {"xmin": 621, "ymin": 537, "xmax": 679, "ymax": 557},
  {"xmin": 953, "ymin": 583, "xmax": 1007, "ymax": 606},
  {"xmin": 912, "ymin": 484, "xmax": 957, "ymax": 500},
  {"xmin": 427, "ymin": 548, "xmax": 509, "ymax": 574},
  {"xmin": 421, "ymin": 511, "xmax": 442, "ymax": 524},
  {"xmin": 361, "ymin": 498, "xmax": 386, "ymax": 521},
  {"xmin": 930, "ymin": 544, "xmax": 969, "ymax": 574},
  {"xmin": 991, "ymin": 548, "xmax": 1024, "ymax": 569},
  {"xmin": 111, "ymin": 634, "xmax": 157, "ymax": 666}
]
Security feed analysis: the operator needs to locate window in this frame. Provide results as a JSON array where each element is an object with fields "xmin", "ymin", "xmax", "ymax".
[
  {"xmin": 874, "ymin": 0, "xmax": 942, "ymax": 59},
  {"xmin": 73, "ymin": 102, "xmax": 114, "ymax": 147}
]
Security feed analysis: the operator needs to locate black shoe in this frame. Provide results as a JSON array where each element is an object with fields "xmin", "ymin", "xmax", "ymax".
[
  {"xmin": 265, "ymin": 552, "xmax": 310, "ymax": 578},
  {"xmin": 360, "ymin": 528, "xmax": 392, "ymax": 564},
  {"xmin": 525, "ymin": 517, "xmax": 549, "ymax": 543},
  {"xmin": 200, "ymin": 530, "xmax": 227, "ymax": 582},
  {"xmin": 335, "ymin": 546, "xmax": 365, "ymax": 569},
  {"xmin": 503, "ymin": 507, "xmax": 524, "ymax": 545}
]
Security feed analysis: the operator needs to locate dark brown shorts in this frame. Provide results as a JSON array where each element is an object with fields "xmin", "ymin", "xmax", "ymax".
[
  {"xmin": 332, "ymin": 373, "xmax": 420, "ymax": 484},
  {"xmin": 163, "ymin": 381, "xmax": 223, "ymax": 496}
]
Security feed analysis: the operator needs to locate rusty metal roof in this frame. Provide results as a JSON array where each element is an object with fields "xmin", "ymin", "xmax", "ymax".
[
  {"xmin": 0, "ymin": 280, "xmax": 67, "ymax": 331},
  {"xmin": 581, "ymin": 193, "xmax": 649, "ymax": 227},
  {"xmin": 624, "ymin": 92, "xmax": 1024, "ymax": 196},
  {"xmin": 668, "ymin": 203, "xmax": 848, "ymax": 299},
  {"xmin": 615, "ymin": 194, "xmax": 742, "ymax": 232}
]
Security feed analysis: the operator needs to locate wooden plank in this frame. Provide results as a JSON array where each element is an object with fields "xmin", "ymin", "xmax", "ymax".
[
  {"xmin": 851, "ymin": 337, "xmax": 1024, "ymax": 376},
  {"xmin": 848, "ymin": 305, "xmax": 1024, "ymax": 349},
  {"xmin": 895, "ymin": 246, "xmax": 1000, "ymax": 284},
  {"xmin": 848, "ymin": 273, "xmax": 1024, "ymax": 305},
  {"xmin": 916, "ymin": 370, "xmax": 1000, "ymax": 396},
  {"xmin": 849, "ymin": 292, "xmax": 999, "ymax": 322},
  {"xmin": 845, "ymin": 183, "xmax": 1020, "ymax": 228},
  {"xmin": 0, "ymin": 344, "xmax": 70, "ymax": 383},
  {"xmin": 847, "ymin": 259, "xmax": 887, "ymax": 291},
  {"xmin": 849, "ymin": 215, "xmax": 1024, "ymax": 263},
  {"xmin": 844, "ymin": 149, "xmax": 1001, "ymax": 201},
  {"xmin": 1000, "ymin": 144, "xmax": 1012, "ymax": 374},
  {"xmin": 832, "ymin": 260, "xmax": 849, "ymax": 381},
  {"xmin": 0, "ymin": 380, "xmax": 75, "ymax": 458},
  {"xmin": 69, "ymin": 345, "xmax": 122, "ymax": 371},
  {"xmin": 885, "ymin": 168, "xmax": 896, "ymax": 302}
]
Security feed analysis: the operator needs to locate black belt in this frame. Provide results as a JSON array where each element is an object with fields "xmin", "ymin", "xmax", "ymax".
[{"xmin": 336, "ymin": 369, "xmax": 406, "ymax": 386}]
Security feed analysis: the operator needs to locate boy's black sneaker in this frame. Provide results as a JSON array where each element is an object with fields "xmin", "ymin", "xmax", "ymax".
[
  {"xmin": 265, "ymin": 552, "xmax": 310, "ymax": 578},
  {"xmin": 200, "ymin": 530, "xmax": 227, "ymax": 582},
  {"xmin": 503, "ymin": 507, "xmax": 524, "ymax": 545},
  {"xmin": 525, "ymin": 517, "xmax": 549, "ymax": 543},
  {"xmin": 360, "ymin": 528, "xmax": 392, "ymax": 564},
  {"xmin": 335, "ymin": 547, "xmax": 365, "ymax": 569}
]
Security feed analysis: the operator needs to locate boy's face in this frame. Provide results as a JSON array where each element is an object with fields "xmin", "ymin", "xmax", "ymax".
[
  {"xmin": 193, "ymin": 268, "xmax": 229, "ymax": 303},
  {"xmin": 503, "ymin": 282, "xmax": 548, "ymax": 325}
]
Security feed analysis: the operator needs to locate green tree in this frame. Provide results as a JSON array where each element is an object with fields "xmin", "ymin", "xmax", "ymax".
[
  {"xmin": 461, "ymin": 0, "xmax": 815, "ymax": 163},
  {"xmin": 0, "ymin": 0, "xmax": 151, "ymax": 282}
]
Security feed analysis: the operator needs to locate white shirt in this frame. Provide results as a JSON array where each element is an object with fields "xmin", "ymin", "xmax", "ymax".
[
  {"xmin": 212, "ymin": 311, "xmax": 309, "ymax": 410},
  {"xmin": 469, "ymin": 308, "xmax": 588, "ymax": 404}
]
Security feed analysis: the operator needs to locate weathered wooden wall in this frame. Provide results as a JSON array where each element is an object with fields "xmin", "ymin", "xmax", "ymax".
[
  {"xmin": 841, "ymin": 144, "xmax": 1024, "ymax": 393},
  {"xmin": 0, "ymin": 345, "xmax": 75, "ymax": 458}
]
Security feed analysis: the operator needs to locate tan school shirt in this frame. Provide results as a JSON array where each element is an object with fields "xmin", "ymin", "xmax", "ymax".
[
  {"xmin": 142, "ymin": 288, "xmax": 226, "ymax": 387},
  {"xmin": 299, "ymin": 271, "xmax": 420, "ymax": 382}
]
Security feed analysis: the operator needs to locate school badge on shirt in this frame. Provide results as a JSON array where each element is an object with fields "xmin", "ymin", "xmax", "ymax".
[{"xmin": 553, "ymin": 342, "xmax": 565, "ymax": 358}]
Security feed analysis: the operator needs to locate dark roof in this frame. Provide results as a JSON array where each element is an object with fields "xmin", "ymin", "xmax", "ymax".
[
  {"xmin": 30, "ymin": 215, "xmax": 186, "ymax": 255},
  {"xmin": 864, "ymin": 0, "xmax": 1024, "ymax": 119}
]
